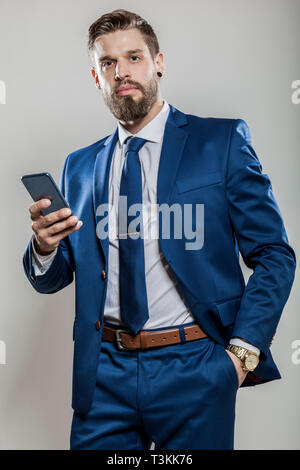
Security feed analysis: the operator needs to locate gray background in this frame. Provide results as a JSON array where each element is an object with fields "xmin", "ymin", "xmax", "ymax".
[{"xmin": 0, "ymin": 0, "xmax": 299, "ymax": 450}]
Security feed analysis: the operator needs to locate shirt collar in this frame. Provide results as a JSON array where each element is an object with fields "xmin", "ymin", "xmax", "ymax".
[{"xmin": 117, "ymin": 99, "xmax": 170, "ymax": 146}]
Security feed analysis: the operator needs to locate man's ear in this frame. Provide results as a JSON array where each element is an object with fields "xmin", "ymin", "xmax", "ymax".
[
  {"xmin": 91, "ymin": 68, "xmax": 101, "ymax": 90},
  {"xmin": 155, "ymin": 52, "xmax": 164, "ymax": 77}
]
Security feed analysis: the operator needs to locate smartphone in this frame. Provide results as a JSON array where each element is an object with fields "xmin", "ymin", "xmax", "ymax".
[{"xmin": 21, "ymin": 172, "xmax": 71, "ymax": 216}]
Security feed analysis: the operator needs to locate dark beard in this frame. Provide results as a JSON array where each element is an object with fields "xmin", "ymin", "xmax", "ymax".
[{"xmin": 103, "ymin": 75, "xmax": 158, "ymax": 122}]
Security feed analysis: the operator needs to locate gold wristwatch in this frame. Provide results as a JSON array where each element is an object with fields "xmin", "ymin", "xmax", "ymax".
[{"xmin": 226, "ymin": 344, "xmax": 259, "ymax": 372}]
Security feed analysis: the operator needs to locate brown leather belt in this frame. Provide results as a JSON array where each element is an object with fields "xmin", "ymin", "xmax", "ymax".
[{"xmin": 103, "ymin": 324, "xmax": 208, "ymax": 351}]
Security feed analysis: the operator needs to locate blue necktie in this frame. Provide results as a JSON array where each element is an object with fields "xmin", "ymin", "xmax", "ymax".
[{"xmin": 118, "ymin": 136, "xmax": 149, "ymax": 334}]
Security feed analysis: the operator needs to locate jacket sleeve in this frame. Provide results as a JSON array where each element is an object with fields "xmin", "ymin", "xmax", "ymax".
[
  {"xmin": 225, "ymin": 119, "xmax": 296, "ymax": 360},
  {"xmin": 22, "ymin": 155, "xmax": 75, "ymax": 294}
]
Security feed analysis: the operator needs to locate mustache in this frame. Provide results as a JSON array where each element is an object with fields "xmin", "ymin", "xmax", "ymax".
[{"xmin": 114, "ymin": 81, "xmax": 143, "ymax": 94}]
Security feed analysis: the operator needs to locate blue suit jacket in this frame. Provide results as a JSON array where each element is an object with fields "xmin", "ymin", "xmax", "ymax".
[{"xmin": 23, "ymin": 104, "xmax": 296, "ymax": 414}]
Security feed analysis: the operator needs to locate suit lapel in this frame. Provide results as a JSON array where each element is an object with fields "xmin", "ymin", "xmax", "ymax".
[
  {"xmin": 93, "ymin": 127, "xmax": 118, "ymax": 263},
  {"xmin": 157, "ymin": 105, "xmax": 188, "ymax": 206}
]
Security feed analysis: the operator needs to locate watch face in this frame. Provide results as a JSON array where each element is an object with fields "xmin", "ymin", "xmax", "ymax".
[{"xmin": 245, "ymin": 354, "xmax": 259, "ymax": 371}]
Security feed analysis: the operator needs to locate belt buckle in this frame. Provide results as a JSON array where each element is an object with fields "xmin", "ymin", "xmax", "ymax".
[{"xmin": 115, "ymin": 329, "xmax": 134, "ymax": 351}]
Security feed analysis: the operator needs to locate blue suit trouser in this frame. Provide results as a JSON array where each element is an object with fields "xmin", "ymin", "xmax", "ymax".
[{"xmin": 70, "ymin": 321, "xmax": 239, "ymax": 450}]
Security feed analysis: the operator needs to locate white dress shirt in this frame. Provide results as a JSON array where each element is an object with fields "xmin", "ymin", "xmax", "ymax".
[{"xmin": 31, "ymin": 99, "xmax": 260, "ymax": 355}]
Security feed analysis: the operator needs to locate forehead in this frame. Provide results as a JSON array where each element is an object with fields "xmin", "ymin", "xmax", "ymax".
[{"xmin": 93, "ymin": 28, "xmax": 150, "ymax": 59}]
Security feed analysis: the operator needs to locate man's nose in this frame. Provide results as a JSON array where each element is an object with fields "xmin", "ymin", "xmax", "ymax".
[{"xmin": 115, "ymin": 61, "xmax": 131, "ymax": 81}]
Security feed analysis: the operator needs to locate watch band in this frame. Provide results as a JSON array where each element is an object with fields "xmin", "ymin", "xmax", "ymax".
[{"xmin": 226, "ymin": 344, "xmax": 259, "ymax": 372}]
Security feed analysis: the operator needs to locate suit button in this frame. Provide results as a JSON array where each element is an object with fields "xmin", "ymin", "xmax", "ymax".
[
  {"xmin": 95, "ymin": 320, "xmax": 101, "ymax": 331},
  {"xmin": 101, "ymin": 269, "xmax": 107, "ymax": 280}
]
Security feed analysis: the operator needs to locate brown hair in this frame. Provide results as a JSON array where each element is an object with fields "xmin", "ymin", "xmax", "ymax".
[{"xmin": 88, "ymin": 9, "xmax": 160, "ymax": 63}]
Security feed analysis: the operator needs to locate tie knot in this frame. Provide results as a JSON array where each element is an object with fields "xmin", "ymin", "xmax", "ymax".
[{"xmin": 125, "ymin": 136, "xmax": 147, "ymax": 154}]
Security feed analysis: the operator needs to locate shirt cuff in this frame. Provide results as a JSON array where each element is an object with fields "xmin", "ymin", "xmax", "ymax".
[
  {"xmin": 230, "ymin": 337, "xmax": 260, "ymax": 356},
  {"xmin": 31, "ymin": 235, "xmax": 57, "ymax": 275}
]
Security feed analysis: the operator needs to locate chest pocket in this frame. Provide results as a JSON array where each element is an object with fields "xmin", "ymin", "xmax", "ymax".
[{"xmin": 176, "ymin": 171, "xmax": 222, "ymax": 194}]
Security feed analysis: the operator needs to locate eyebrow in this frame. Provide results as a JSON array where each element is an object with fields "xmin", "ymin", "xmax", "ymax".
[{"xmin": 99, "ymin": 49, "xmax": 144, "ymax": 62}]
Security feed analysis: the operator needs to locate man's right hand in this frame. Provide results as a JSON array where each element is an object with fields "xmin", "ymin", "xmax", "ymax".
[{"xmin": 29, "ymin": 198, "xmax": 83, "ymax": 256}]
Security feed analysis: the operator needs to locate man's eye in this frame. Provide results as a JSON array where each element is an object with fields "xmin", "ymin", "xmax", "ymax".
[
  {"xmin": 103, "ymin": 61, "xmax": 113, "ymax": 67},
  {"xmin": 101, "ymin": 56, "xmax": 140, "ymax": 68}
]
